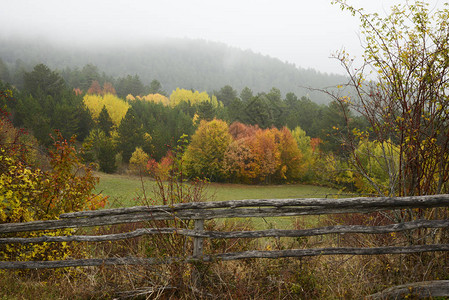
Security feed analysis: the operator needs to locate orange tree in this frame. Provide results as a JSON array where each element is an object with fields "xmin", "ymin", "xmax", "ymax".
[
  {"xmin": 224, "ymin": 123, "xmax": 304, "ymax": 184},
  {"xmin": 246, "ymin": 128, "xmax": 281, "ymax": 183}
]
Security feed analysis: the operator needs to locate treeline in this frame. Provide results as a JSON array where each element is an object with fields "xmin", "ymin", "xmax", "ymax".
[
  {"xmin": 0, "ymin": 58, "xmax": 165, "ymax": 100},
  {"xmin": 0, "ymin": 62, "xmax": 367, "ymax": 185}
]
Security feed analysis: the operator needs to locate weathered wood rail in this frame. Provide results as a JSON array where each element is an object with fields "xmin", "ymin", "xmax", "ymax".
[{"xmin": 1, "ymin": 194, "xmax": 448, "ymax": 271}]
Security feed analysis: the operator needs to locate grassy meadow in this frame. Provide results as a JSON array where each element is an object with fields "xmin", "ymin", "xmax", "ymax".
[
  {"xmin": 95, "ymin": 172, "xmax": 338, "ymax": 206},
  {"xmin": 95, "ymin": 172, "xmax": 339, "ymax": 229}
]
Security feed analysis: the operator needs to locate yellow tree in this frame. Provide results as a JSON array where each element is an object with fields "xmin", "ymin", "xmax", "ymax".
[
  {"xmin": 274, "ymin": 127, "xmax": 303, "ymax": 182},
  {"xmin": 83, "ymin": 93, "xmax": 130, "ymax": 126},
  {"xmin": 291, "ymin": 126, "xmax": 316, "ymax": 180},
  {"xmin": 169, "ymin": 88, "xmax": 214, "ymax": 107},
  {"xmin": 183, "ymin": 119, "xmax": 232, "ymax": 181},
  {"xmin": 129, "ymin": 147, "xmax": 150, "ymax": 175},
  {"xmin": 137, "ymin": 93, "xmax": 170, "ymax": 106}
]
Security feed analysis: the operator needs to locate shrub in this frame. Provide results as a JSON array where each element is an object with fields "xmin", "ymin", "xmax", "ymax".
[
  {"xmin": 1, "ymin": 90, "xmax": 107, "ymax": 264},
  {"xmin": 128, "ymin": 147, "xmax": 149, "ymax": 175}
]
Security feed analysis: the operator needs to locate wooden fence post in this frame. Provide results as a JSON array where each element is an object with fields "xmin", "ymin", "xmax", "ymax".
[
  {"xmin": 192, "ymin": 219, "xmax": 204, "ymax": 287},
  {"xmin": 193, "ymin": 219, "xmax": 204, "ymax": 258}
]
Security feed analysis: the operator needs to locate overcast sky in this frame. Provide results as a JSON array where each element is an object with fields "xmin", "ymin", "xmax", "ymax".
[{"xmin": 0, "ymin": 0, "xmax": 446, "ymax": 75}]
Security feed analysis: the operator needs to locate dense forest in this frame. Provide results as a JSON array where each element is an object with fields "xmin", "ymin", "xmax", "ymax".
[
  {"xmin": 0, "ymin": 37, "xmax": 347, "ymax": 104},
  {"xmin": 0, "ymin": 59, "xmax": 367, "ymax": 187}
]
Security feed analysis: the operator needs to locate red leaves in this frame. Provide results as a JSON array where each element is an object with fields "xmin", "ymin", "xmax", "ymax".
[
  {"xmin": 87, "ymin": 80, "xmax": 102, "ymax": 95},
  {"xmin": 40, "ymin": 130, "xmax": 107, "ymax": 217},
  {"xmin": 229, "ymin": 121, "xmax": 259, "ymax": 140},
  {"xmin": 73, "ymin": 88, "xmax": 83, "ymax": 96},
  {"xmin": 86, "ymin": 80, "xmax": 116, "ymax": 96},
  {"xmin": 102, "ymin": 82, "xmax": 116, "ymax": 95}
]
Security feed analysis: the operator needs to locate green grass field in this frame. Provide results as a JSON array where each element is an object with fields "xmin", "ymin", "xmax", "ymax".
[
  {"xmin": 95, "ymin": 173, "xmax": 338, "ymax": 205},
  {"xmin": 95, "ymin": 172, "xmax": 338, "ymax": 229}
]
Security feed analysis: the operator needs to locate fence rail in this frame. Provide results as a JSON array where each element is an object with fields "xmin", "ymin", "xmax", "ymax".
[
  {"xmin": 2, "ymin": 194, "xmax": 449, "ymax": 234},
  {"xmin": 1, "ymin": 194, "xmax": 448, "ymax": 271}
]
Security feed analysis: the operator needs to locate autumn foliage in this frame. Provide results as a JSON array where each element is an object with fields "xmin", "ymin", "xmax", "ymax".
[
  {"xmin": 135, "ymin": 93, "xmax": 170, "ymax": 106},
  {"xmin": 0, "ymin": 91, "xmax": 107, "ymax": 261},
  {"xmin": 0, "ymin": 129, "xmax": 107, "ymax": 223},
  {"xmin": 0, "ymin": 133, "xmax": 107, "ymax": 262},
  {"xmin": 83, "ymin": 93, "xmax": 130, "ymax": 126},
  {"xmin": 129, "ymin": 147, "xmax": 150, "ymax": 175},
  {"xmin": 147, "ymin": 151, "xmax": 174, "ymax": 180},
  {"xmin": 87, "ymin": 80, "xmax": 116, "ymax": 96},
  {"xmin": 169, "ymin": 88, "xmax": 220, "ymax": 107},
  {"xmin": 183, "ymin": 119, "xmax": 232, "ymax": 181},
  {"xmin": 183, "ymin": 120, "xmax": 307, "ymax": 184}
]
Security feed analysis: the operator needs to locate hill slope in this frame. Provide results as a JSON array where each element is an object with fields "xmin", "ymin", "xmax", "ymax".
[{"xmin": 0, "ymin": 37, "xmax": 345, "ymax": 104}]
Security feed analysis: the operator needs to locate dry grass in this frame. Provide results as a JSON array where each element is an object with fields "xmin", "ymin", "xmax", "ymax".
[{"xmin": 2, "ymin": 231, "xmax": 448, "ymax": 299}]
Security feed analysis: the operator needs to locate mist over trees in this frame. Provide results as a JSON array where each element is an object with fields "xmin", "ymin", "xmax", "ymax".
[{"xmin": 0, "ymin": 37, "xmax": 345, "ymax": 105}]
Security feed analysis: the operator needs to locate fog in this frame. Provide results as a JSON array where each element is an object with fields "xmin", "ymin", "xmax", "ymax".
[{"xmin": 0, "ymin": 0, "xmax": 446, "ymax": 75}]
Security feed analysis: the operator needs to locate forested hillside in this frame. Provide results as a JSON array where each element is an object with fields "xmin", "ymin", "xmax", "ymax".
[
  {"xmin": 0, "ymin": 60, "xmax": 369, "ymax": 187},
  {"xmin": 0, "ymin": 37, "xmax": 345, "ymax": 104}
]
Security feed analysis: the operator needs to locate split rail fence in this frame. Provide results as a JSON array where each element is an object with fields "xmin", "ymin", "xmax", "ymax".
[{"xmin": 1, "ymin": 194, "xmax": 449, "ymax": 296}]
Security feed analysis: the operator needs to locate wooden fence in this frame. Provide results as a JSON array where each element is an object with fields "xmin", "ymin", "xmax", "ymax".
[
  {"xmin": 1, "ymin": 195, "xmax": 449, "ymax": 297},
  {"xmin": 1, "ymin": 194, "xmax": 449, "ymax": 268}
]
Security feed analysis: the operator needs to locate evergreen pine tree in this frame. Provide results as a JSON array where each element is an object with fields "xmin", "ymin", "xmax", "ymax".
[
  {"xmin": 98, "ymin": 139, "xmax": 117, "ymax": 173},
  {"xmin": 117, "ymin": 108, "xmax": 144, "ymax": 162},
  {"xmin": 97, "ymin": 105, "xmax": 114, "ymax": 136}
]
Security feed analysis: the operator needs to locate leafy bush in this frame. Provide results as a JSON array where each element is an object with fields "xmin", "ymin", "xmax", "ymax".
[
  {"xmin": 128, "ymin": 147, "xmax": 149, "ymax": 175},
  {"xmin": 0, "ymin": 89, "xmax": 107, "ymax": 263}
]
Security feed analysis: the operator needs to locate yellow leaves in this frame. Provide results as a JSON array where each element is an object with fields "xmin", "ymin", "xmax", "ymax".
[
  {"xmin": 353, "ymin": 139, "xmax": 400, "ymax": 195},
  {"xmin": 136, "ymin": 93, "xmax": 170, "ymax": 106},
  {"xmin": 421, "ymin": 137, "xmax": 437, "ymax": 147},
  {"xmin": 352, "ymin": 128, "xmax": 371, "ymax": 145},
  {"xmin": 339, "ymin": 95, "xmax": 351, "ymax": 104},
  {"xmin": 192, "ymin": 113, "xmax": 199, "ymax": 126},
  {"xmin": 169, "ymin": 88, "xmax": 215, "ymax": 107},
  {"xmin": 184, "ymin": 119, "xmax": 232, "ymax": 180},
  {"xmin": 143, "ymin": 132, "xmax": 152, "ymax": 143},
  {"xmin": 129, "ymin": 147, "xmax": 150, "ymax": 175},
  {"xmin": 126, "ymin": 94, "xmax": 135, "ymax": 101},
  {"xmin": 0, "ymin": 153, "xmax": 44, "ymax": 223},
  {"xmin": 396, "ymin": 116, "xmax": 405, "ymax": 122},
  {"xmin": 83, "ymin": 93, "xmax": 130, "ymax": 126},
  {"xmin": 5, "ymin": 190, "xmax": 13, "ymax": 199},
  {"xmin": 280, "ymin": 165, "xmax": 288, "ymax": 180},
  {"xmin": 0, "ymin": 124, "xmax": 106, "ymax": 264}
]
